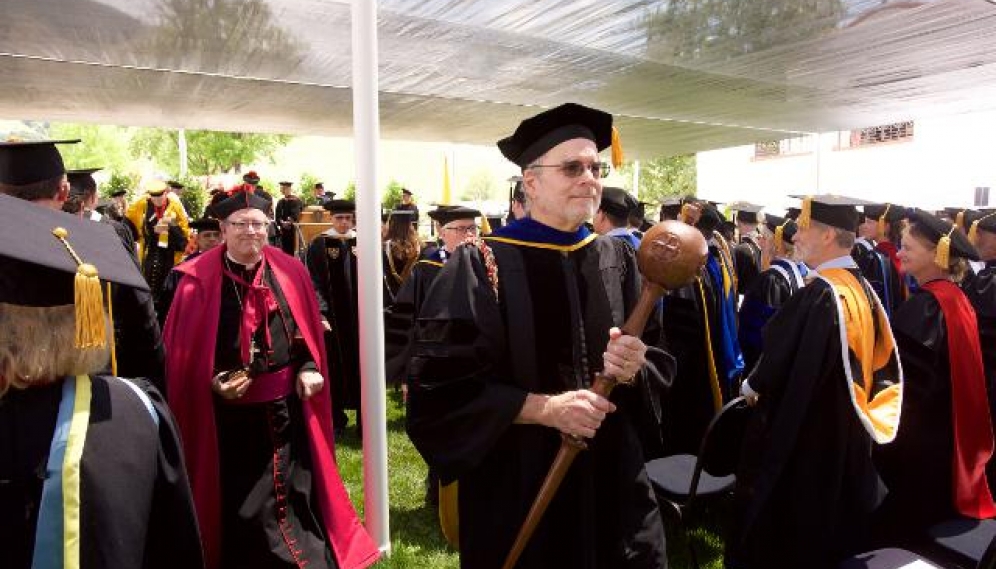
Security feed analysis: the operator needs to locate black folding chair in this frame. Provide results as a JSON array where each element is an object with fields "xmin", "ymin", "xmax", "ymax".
[
  {"xmin": 839, "ymin": 518, "xmax": 996, "ymax": 569},
  {"xmin": 645, "ymin": 395, "xmax": 750, "ymax": 569}
]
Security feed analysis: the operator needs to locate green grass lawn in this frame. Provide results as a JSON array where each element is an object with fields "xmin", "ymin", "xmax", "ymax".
[{"xmin": 335, "ymin": 391, "xmax": 726, "ymax": 568}]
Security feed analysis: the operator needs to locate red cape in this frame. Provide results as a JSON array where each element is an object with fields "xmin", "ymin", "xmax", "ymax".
[
  {"xmin": 922, "ymin": 279, "xmax": 996, "ymax": 519},
  {"xmin": 164, "ymin": 245, "xmax": 379, "ymax": 569}
]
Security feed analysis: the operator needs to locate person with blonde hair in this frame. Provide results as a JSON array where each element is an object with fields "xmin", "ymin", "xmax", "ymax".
[{"xmin": 0, "ymin": 187, "xmax": 202, "ymax": 569}]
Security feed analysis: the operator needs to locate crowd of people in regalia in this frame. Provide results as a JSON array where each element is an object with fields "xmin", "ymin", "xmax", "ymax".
[{"xmin": 2, "ymin": 102, "xmax": 996, "ymax": 569}]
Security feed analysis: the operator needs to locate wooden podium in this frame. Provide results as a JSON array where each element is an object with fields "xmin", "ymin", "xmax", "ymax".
[{"xmin": 292, "ymin": 206, "xmax": 332, "ymax": 254}]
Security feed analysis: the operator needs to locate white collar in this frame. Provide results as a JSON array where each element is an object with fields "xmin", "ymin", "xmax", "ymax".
[
  {"xmin": 225, "ymin": 250, "xmax": 260, "ymax": 271},
  {"xmin": 322, "ymin": 228, "xmax": 356, "ymax": 238},
  {"xmin": 814, "ymin": 254, "xmax": 858, "ymax": 272}
]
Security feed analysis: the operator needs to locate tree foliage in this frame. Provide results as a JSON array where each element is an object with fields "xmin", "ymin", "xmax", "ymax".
[
  {"xmin": 460, "ymin": 169, "xmax": 500, "ymax": 204},
  {"xmin": 618, "ymin": 155, "xmax": 697, "ymax": 205},
  {"xmin": 49, "ymin": 123, "xmax": 135, "ymax": 174},
  {"xmin": 383, "ymin": 181, "xmax": 405, "ymax": 210},
  {"xmin": 130, "ymin": 129, "xmax": 290, "ymax": 177},
  {"xmin": 102, "ymin": 172, "xmax": 141, "ymax": 199}
]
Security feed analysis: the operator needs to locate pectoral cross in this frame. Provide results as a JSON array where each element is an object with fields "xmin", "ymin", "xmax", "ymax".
[{"xmin": 249, "ymin": 339, "xmax": 261, "ymax": 362}]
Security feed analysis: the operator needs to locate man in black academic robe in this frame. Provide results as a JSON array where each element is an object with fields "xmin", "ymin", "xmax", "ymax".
[
  {"xmin": 305, "ymin": 199, "xmax": 360, "ymax": 434},
  {"xmin": 730, "ymin": 203, "xmax": 763, "ymax": 295},
  {"xmin": 275, "ymin": 181, "xmax": 304, "ymax": 256},
  {"xmin": 853, "ymin": 205, "xmax": 904, "ymax": 318},
  {"xmin": 407, "ymin": 104, "xmax": 671, "ymax": 569},
  {"xmin": 0, "ymin": 185, "xmax": 203, "ymax": 569},
  {"xmin": 728, "ymin": 195, "xmax": 903, "ymax": 569},
  {"xmin": 961, "ymin": 209, "xmax": 996, "ymax": 490}
]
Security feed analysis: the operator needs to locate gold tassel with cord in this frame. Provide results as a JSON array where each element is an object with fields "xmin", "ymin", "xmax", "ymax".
[
  {"xmin": 106, "ymin": 282, "xmax": 117, "ymax": 376},
  {"xmin": 969, "ymin": 212, "xmax": 996, "ymax": 245},
  {"xmin": 679, "ymin": 203, "xmax": 692, "ymax": 225},
  {"xmin": 955, "ymin": 211, "xmax": 965, "ymax": 230},
  {"xmin": 611, "ymin": 126, "xmax": 624, "ymax": 170},
  {"xmin": 774, "ymin": 224, "xmax": 785, "ymax": 251},
  {"xmin": 52, "ymin": 227, "xmax": 107, "ymax": 350},
  {"xmin": 479, "ymin": 215, "xmax": 492, "ymax": 235},
  {"xmin": 877, "ymin": 204, "xmax": 891, "ymax": 239},
  {"xmin": 935, "ymin": 228, "xmax": 954, "ymax": 269},
  {"xmin": 797, "ymin": 196, "xmax": 813, "ymax": 230}
]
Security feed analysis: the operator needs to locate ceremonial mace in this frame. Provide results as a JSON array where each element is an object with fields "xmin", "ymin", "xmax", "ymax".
[{"xmin": 500, "ymin": 220, "xmax": 708, "ymax": 569}]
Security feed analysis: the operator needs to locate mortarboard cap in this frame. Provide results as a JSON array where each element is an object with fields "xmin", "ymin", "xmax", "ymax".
[
  {"xmin": 242, "ymin": 171, "xmax": 260, "ymax": 184},
  {"xmin": 212, "ymin": 188, "xmax": 272, "ymax": 219},
  {"xmin": 190, "ymin": 217, "xmax": 221, "ymax": 232},
  {"xmin": 599, "ymin": 187, "xmax": 635, "ymax": 219},
  {"xmin": 728, "ymin": 201, "xmax": 763, "ymax": 225},
  {"xmin": 793, "ymin": 194, "xmax": 872, "ymax": 232},
  {"xmin": 965, "ymin": 210, "xmax": 996, "ymax": 244},
  {"xmin": 785, "ymin": 207, "xmax": 801, "ymax": 220},
  {"xmin": 0, "ymin": 139, "xmax": 80, "ymax": 186},
  {"xmin": 497, "ymin": 103, "xmax": 613, "ymax": 168},
  {"xmin": 145, "ymin": 179, "xmax": 168, "ymax": 196},
  {"xmin": 67, "ymin": 168, "xmax": 101, "ymax": 197},
  {"xmin": 0, "ymin": 193, "xmax": 148, "ymax": 351},
  {"xmin": 764, "ymin": 214, "xmax": 798, "ymax": 250},
  {"xmin": 324, "ymin": 199, "xmax": 356, "ymax": 214},
  {"xmin": 401, "ymin": 188, "xmax": 413, "ymax": 196},
  {"xmin": 166, "ymin": 180, "xmax": 184, "ymax": 190},
  {"xmin": 905, "ymin": 208, "xmax": 978, "ymax": 266},
  {"xmin": 109, "ymin": 189, "xmax": 128, "ymax": 198},
  {"xmin": 428, "ymin": 205, "xmax": 481, "ymax": 226},
  {"xmin": 279, "ymin": 181, "xmax": 293, "ymax": 187},
  {"xmin": 695, "ymin": 202, "xmax": 725, "ymax": 234}
]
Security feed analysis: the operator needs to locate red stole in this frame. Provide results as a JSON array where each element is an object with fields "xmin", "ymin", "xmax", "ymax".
[
  {"xmin": 163, "ymin": 245, "xmax": 379, "ymax": 569},
  {"xmin": 922, "ymin": 279, "xmax": 996, "ymax": 519}
]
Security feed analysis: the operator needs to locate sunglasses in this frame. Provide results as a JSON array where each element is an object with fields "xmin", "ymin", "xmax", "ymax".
[{"xmin": 528, "ymin": 160, "xmax": 610, "ymax": 179}]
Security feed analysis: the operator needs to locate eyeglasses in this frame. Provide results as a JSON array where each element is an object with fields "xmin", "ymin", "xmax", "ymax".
[
  {"xmin": 444, "ymin": 224, "xmax": 479, "ymax": 234},
  {"xmin": 528, "ymin": 160, "xmax": 610, "ymax": 179},
  {"xmin": 226, "ymin": 221, "xmax": 269, "ymax": 232}
]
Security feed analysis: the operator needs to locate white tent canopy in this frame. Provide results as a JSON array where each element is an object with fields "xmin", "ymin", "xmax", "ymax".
[{"xmin": 4, "ymin": 0, "xmax": 996, "ymax": 157}]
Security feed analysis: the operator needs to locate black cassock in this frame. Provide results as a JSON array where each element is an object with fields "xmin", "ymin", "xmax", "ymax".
[
  {"xmin": 733, "ymin": 237, "xmax": 762, "ymax": 295},
  {"xmin": 305, "ymin": 233, "xmax": 360, "ymax": 429},
  {"xmin": 729, "ymin": 271, "xmax": 888, "ymax": 569},
  {"xmin": 873, "ymin": 290, "xmax": 957, "ymax": 539},
  {"xmin": 962, "ymin": 260, "xmax": 996, "ymax": 489},
  {"xmin": 852, "ymin": 239, "xmax": 903, "ymax": 318},
  {"xmin": 2, "ymin": 376, "xmax": 203, "ymax": 569},
  {"xmin": 407, "ymin": 226, "xmax": 671, "ymax": 569},
  {"xmin": 275, "ymin": 196, "xmax": 304, "ymax": 256}
]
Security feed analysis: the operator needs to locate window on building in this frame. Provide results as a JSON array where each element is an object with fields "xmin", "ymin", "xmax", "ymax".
[
  {"xmin": 838, "ymin": 121, "xmax": 914, "ymax": 149},
  {"xmin": 753, "ymin": 135, "xmax": 814, "ymax": 159},
  {"xmin": 976, "ymin": 187, "xmax": 990, "ymax": 207}
]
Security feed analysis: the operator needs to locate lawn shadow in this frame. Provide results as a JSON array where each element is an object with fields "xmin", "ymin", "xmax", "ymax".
[{"xmin": 390, "ymin": 502, "xmax": 456, "ymax": 556}]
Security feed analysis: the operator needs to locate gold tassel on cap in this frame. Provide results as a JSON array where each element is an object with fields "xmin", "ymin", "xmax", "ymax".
[
  {"xmin": 679, "ymin": 202, "xmax": 692, "ymax": 225},
  {"xmin": 935, "ymin": 227, "xmax": 954, "ymax": 269},
  {"xmin": 52, "ymin": 227, "xmax": 106, "ymax": 350},
  {"xmin": 797, "ymin": 196, "xmax": 813, "ymax": 230},
  {"xmin": 955, "ymin": 211, "xmax": 966, "ymax": 230},
  {"xmin": 611, "ymin": 126, "xmax": 624, "ymax": 170},
  {"xmin": 877, "ymin": 204, "xmax": 891, "ymax": 240},
  {"xmin": 479, "ymin": 215, "xmax": 492, "ymax": 235},
  {"xmin": 969, "ymin": 212, "xmax": 996, "ymax": 245},
  {"xmin": 774, "ymin": 223, "xmax": 785, "ymax": 251}
]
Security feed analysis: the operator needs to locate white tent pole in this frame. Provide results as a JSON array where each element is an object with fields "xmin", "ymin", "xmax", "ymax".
[
  {"xmin": 631, "ymin": 159, "xmax": 640, "ymax": 197},
  {"xmin": 813, "ymin": 132, "xmax": 821, "ymax": 192},
  {"xmin": 351, "ymin": 0, "xmax": 390, "ymax": 555}
]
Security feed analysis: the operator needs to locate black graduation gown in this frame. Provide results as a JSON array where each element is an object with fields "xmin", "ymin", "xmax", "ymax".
[
  {"xmin": 275, "ymin": 196, "xmax": 304, "ymax": 255},
  {"xmin": 1, "ymin": 376, "xmax": 203, "ymax": 569},
  {"xmin": 961, "ymin": 260, "xmax": 996, "ymax": 489},
  {"xmin": 660, "ymin": 269, "xmax": 717, "ymax": 455},
  {"xmin": 737, "ymin": 261, "xmax": 803, "ymax": 376},
  {"xmin": 734, "ymin": 237, "xmax": 762, "ymax": 295},
  {"xmin": 212, "ymin": 262, "xmax": 333, "ymax": 569},
  {"xmin": 305, "ymin": 233, "xmax": 360, "ymax": 425},
  {"xmin": 852, "ymin": 239, "xmax": 903, "ymax": 318},
  {"xmin": 384, "ymin": 254, "xmax": 443, "ymax": 387},
  {"xmin": 140, "ymin": 201, "xmax": 188, "ymax": 316},
  {"xmin": 728, "ymin": 271, "xmax": 886, "ymax": 569},
  {"xmin": 407, "ymin": 234, "xmax": 671, "ymax": 569},
  {"xmin": 89, "ymin": 212, "xmax": 167, "ymax": 391},
  {"xmin": 873, "ymin": 290, "xmax": 956, "ymax": 540}
]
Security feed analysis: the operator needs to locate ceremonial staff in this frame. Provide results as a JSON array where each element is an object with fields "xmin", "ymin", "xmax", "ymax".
[{"xmin": 502, "ymin": 219, "xmax": 708, "ymax": 569}]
